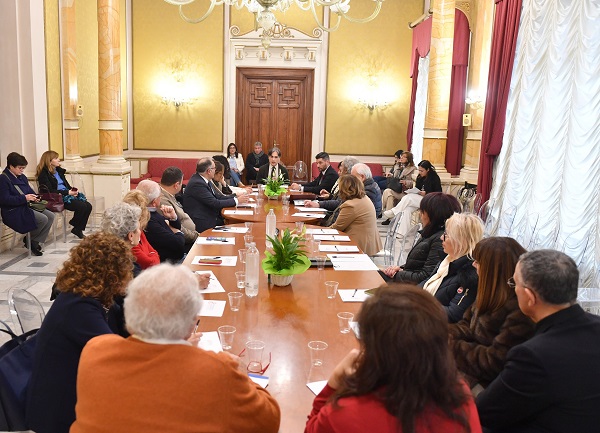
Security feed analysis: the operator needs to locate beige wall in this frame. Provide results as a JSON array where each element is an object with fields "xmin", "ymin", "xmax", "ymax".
[
  {"xmin": 44, "ymin": 0, "xmax": 63, "ymax": 157},
  {"xmin": 132, "ymin": 1, "xmax": 223, "ymax": 151},
  {"xmin": 325, "ymin": 0, "xmax": 423, "ymax": 156}
]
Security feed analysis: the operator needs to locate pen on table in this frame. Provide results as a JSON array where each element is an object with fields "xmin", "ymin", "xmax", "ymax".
[
  {"xmin": 193, "ymin": 319, "xmax": 200, "ymax": 334},
  {"xmin": 352, "ymin": 289, "xmax": 358, "ymax": 297}
]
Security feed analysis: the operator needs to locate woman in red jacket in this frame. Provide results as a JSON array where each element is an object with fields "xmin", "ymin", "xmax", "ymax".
[
  {"xmin": 305, "ymin": 285, "xmax": 482, "ymax": 433},
  {"xmin": 122, "ymin": 190, "xmax": 160, "ymax": 269}
]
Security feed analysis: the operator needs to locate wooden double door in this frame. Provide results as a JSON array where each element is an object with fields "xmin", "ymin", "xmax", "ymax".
[{"xmin": 235, "ymin": 68, "xmax": 314, "ymax": 174}]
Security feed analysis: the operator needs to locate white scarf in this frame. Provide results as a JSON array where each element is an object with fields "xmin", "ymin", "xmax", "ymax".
[{"xmin": 423, "ymin": 256, "xmax": 451, "ymax": 296}]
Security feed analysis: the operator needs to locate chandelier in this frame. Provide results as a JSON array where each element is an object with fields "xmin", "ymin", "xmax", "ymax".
[{"xmin": 164, "ymin": 0, "xmax": 384, "ymax": 47}]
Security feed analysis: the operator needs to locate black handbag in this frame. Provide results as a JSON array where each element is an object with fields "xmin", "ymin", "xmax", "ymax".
[{"xmin": 387, "ymin": 176, "xmax": 405, "ymax": 193}]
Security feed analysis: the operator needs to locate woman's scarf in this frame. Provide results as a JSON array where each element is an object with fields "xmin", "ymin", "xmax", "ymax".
[{"xmin": 423, "ymin": 256, "xmax": 451, "ymax": 296}]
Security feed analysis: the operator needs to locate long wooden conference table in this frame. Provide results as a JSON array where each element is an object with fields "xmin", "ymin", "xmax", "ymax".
[{"xmin": 183, "ymin": 220, "xmax": 385, "ymax": 432}]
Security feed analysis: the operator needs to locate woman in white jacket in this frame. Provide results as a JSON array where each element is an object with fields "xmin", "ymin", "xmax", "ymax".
[{"xmin": 226, "ymin": 143, "xmax": 245, "ymax": 186}]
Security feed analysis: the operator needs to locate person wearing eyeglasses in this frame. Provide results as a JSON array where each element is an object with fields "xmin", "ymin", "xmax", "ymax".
[
  {"xmin": 70, "ymin": 264, "xmax": 281, "ymax": 433},
  {"xmin": 476, "ymin": 250, "xmax": 600, "ymax": 433},
  {"xmin": 183, "ymin": 157, "xmax": 249, "ymax": 233},
  {"xmin": 421, "ymin": 213, "xmax": 483, "ymax": 323},
  {"xmin": 305, "ymin": 285, "xmax": 482, "ymax": 433},
  {"xmin": 0, "ymin": 152, "xmax": 54, "ymax": 255},
  {"xmin": 448, "ymin": 237, "xmax": 535, "ymax": 392}
]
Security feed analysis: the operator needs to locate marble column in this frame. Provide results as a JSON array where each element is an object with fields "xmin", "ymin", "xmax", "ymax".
[
  {"xmin": 422, "ymin": 0, "xmax": 455, "ymax": 178},
  {"xmin": 91, "ymin": 0, "xmax": 131, "ymax": 209},
  {"xmin": 60, "ymin": 0, "xmax": 84, "ymax": 170},
  {"xmin": 460, "ymin": 0, "xmax": 494, "ymax": 184}
]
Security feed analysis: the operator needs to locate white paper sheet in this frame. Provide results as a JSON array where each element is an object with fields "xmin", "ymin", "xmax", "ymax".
[
  {"xmin": 306, "ymin": 380, "xmax": 328, "ymax": 395},
  {"xmin": 293, "ymin": 200, "xmax": 306, "ymax": 205},
  {"xmin": 198, "ymin": 300, "xmax": 226, "ymax": 317},
  {"xmin": 212, "ymin": 226, "xmax": 249, "ymax": 233},
  {"xmin": 319, "ymin": 245, "xmax": 359, "ymax": 252},
  {"xmin": 194, "ymin": 271, "xmax": 226, "ymax": 294},
  {"xmin": 223, "ymin": 210, "xmax": 254, "ymax": 215},
  {"xmin": 328, "ymin": 254, "xmax": 379, "ymax": 271},
  {"xmin": 235, "ymin": 203, "xmax": 257, "ymax": 208},
  {"xmin": 350, "ymin": 321, "xmax": 360, "ymax": 338},
  {"xmin": 196, "ymin": 237, "xmax": 236, "ymax": 245},
  {"xmin": 292, "ymin": 212, "xmax": 326, "ymax": 219},
  {"xmin": 248, "ymin": 373, "xmax": 270, "ymax": 388},
  {"xmin": 338, "ymin": 289, "xmax": 370, "ymax": 302},
  {"xmin": 305, "ymin": 228, "xmax": 339, "ymax": 235},
  {"xmin": 314, "ymin": 235, "xmax": 350, "ymax": 242},
  {"xmin": 191, "ymin": 256, "xmax": 238, "ymax": 266},
  {"xmin": 294, "ymin": 207, "xmax": 327, "ymax": 212},
  {"xmin": 197, "ymin": 331, "xmax": 223, "ymax": 353}
]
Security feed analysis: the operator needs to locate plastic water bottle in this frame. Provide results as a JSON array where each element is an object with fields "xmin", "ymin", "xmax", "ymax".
[
  {"xmin": 266, "ymin": 208, "xmax": 277, "ymax": 248},
  {"xmin": 245, "ymin": 242, "xmax": 260, "ymax": 297}
]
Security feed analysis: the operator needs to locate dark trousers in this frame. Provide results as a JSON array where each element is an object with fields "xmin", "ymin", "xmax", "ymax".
[{"xmin": 65, "ymin": 199, "xmax": 92, "ymax": 230}]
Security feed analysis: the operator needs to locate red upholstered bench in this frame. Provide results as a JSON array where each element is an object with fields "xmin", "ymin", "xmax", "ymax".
[
  {"xmin": 310, "ymin": 161, "xmax": 383, "ymax": 180},
  {"xmin": 130, "ymin": 158, "xmax": 199, "ymax": 189}
]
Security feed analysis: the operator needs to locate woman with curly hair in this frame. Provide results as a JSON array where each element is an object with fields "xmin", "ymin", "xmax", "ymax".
[
  {"xmin": 305, "ymin": 285, "xmax": 481, "ymax": 433},
  {"xmin": 26, "ymin": 232, "xmax": 134, "ymax": 433}
]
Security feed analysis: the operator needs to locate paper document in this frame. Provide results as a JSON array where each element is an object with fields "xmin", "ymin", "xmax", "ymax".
[
  {"xmin": 404, "ymin": 187, "xmax": 421, "ymax": 194},
  {"xmin": 295, "ymin": 207, "xmax": 327, "ymax": 212},
  {"xmin": 350, "ymin": 321, "xmax": 360, "ymax": 338},
  {"xmin": 338, "ymin": 289, "xmax": 370, "ymax": 302},
  {"xmin": 198, "ymin": 300, "xmax": 226, "ymax": 317},
  {"xmin": 235, "ymin": 203, "xmax": 257, "ymax": 208},
  {"xmin": 223, "ymin": 210, "xmax": 254, "ymax": 215},
  {"xmin": 292, "ymin": 212, "xmax": 326, "ymax": 219},
  {"xmin": 194, "ymin": 271, "xmax": 226, "ymax": 294},
  {"xmin": 212, "ymin": 226, "xmax": 249, "ymax": 233},
  {"xmin": 191, "ymin": 256, "xmax": 238, "ymax": 266},
  {"xmin": 328, "ymin": 254, "xmax": 379, "ymax": 271},
  {"xmin": 293, "ymin": 200, "xmax": 306, "ymax": 206},
  {"xmin": 319, "ymin": 245, "xmax": 359, "ymax": 252},
  {"xmin": 248, "ymin": 374, "xmax": 270, "ymax": 388},
  {"xmin": 196, "ymin": 237, "xmax": 236, "ymax": 245},
  {"xmin": 305, "ymin": 228, "xmax": 339, "ymax": 235},
  {"xmin": 306, "ymin": 381, "xmax": 328, "ymax": 395},
  {"xmin": 197, "ymin": 331, "xmax": 222, "ymax": 353},
  {"xmin": 314, "ymin": 235, "xmax": 350, "ymax": 242}
]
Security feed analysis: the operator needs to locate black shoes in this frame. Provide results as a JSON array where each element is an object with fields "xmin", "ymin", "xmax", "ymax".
[
  {"xmin": 24, "ymin": 238, "xmax": 43, "ymax": 256},
  {"xmin": 71, "ymin": 228, "xmax": 85, "ymax": 239},
  {"xmin": 381, "ymin": 219, "xmax": 391, "ymax": 226}
]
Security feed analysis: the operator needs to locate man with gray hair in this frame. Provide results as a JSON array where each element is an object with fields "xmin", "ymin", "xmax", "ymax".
[
  {"xmin": 477, "ymin": 249, "xmax": 600, "ymax": 433},
  {"xmin": 71, "ymin": 264, "xmax": 281, "ymax": 433},
  {"xmin": 136, "ymin": 179, "xmax": 186, "ymax": 263},
  {"xmin": 245, "ymin": 141, "xmax": 268, "ymax": 184},
  {"xmin": 351, "ymin": 163, "xmax": 382, "ymax": 218}
]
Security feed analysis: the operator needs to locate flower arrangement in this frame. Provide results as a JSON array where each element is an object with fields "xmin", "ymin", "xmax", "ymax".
[
  {"xmin": 262, "ymin": 228, "xmax": 311, "ymax": 286},
  {"xmin": 263, "ymin": 172, "xmax": 287, "ymax": 198}
]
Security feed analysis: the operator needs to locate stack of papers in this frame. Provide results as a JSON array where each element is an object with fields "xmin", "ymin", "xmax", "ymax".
[
  {"xmin": 292, "ymin": 212, "xmax": 326, "ymax": 219},
  {"xmin": 196, "ymin": 237, "xmax": 236, "ymax": 245},
  {"xmin": 212, "ymin": 226, "xmax": 249, "ymax": 233},
  {"xmin": 314, "ymin": 235, "xmax": 350, "ymax": 242},
  {"xmin": 328, "ymin": 254, "xmax": 379, "ymax": 271},
  {"xmin": 194, "ymin": 271, "xmax": 225, "ymax": 293}
]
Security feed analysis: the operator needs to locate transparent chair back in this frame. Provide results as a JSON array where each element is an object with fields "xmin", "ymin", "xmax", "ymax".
[
  {"xmin": 383, "ymin": 211, "xmax": 404, "ymax": 267},
  {"xmin": 7, "ymin": 288, "xmax": 46, "ymax": 334},
  {"xmin": 293, "ymin": 161, "xmax": 308, "ymax": 181}
]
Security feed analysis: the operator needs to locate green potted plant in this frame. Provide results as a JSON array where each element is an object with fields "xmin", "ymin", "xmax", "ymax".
[
  {"xmin": 262, "ymin": 228, "xmax": 311, "ymax": 286},
  {"xmin": 263, "ymin": 172, "xmax": 287, "ymax": 199}
]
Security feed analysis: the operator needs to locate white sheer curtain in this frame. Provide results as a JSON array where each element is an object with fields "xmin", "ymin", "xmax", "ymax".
[
  {"xmin": 411, "ymin": 55, "xmax": 430, "ymax": 164},
  {"xmin": 487, "ymin": 0, "xmax": 600, "ymax": 286}
]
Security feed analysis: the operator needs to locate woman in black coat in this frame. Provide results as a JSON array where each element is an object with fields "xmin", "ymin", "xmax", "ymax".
[
  {"xmin": 421, "ymin": 212, "xmax": 484, "ymax": 323},
  {"xmin": 36, "ymin": 151, "xmax": 92, "ymax": 238},
  {"xmin": 380, "ymin": 192, "xmax": 462, "ymax": 284}
]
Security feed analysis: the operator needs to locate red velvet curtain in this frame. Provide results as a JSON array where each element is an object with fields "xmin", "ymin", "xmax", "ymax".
[
  {"xmin": 407, "ymin": 18, "xmax": 432, "ymax": 150},
  {"xmin": 445, "ymin": 10, "xmax": 470, "ymax": 176},
  {"xmin": 477, "ymin": 0, "xmax": 523, "ymax": 201}
]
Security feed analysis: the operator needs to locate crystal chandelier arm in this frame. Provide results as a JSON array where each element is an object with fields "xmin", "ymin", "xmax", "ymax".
[
  {"xmin": 164, "ymin": 0, "xmax": 196, "ymax": 5},
  {"xmin": 308, "ymin": 0, "xmax": 342, "ymax": 32},
  {"xmin": 177, "ymin": 1, "xmax": 218, "ymax": 24},
  {"xmin": 334, "ymin": 1, "xmax": 383, "ymax": 24}
]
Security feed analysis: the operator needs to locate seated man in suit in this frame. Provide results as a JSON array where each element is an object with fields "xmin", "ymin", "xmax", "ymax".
[
  {"xmin": 245, "ymin": 141, "xmax": 269, "ymax": 185},
  {"xmin": 136, "ymin": 179, "xmax": 186, "ymax": 263},
  {"xmin": 183, "ymin": 157, "xmax": 248, "ymax": 233},
  {"xmin": 70, "ymin": 263, "xmax": 281, "ymax": 433},
  {"xmin": 351, "ymin": 163, "xmax": 382, "ymax": 218},
  {"xmin": 256, "ymin": 147, "xmax": 290, "ymax": 184},
  {"xmin": 290, "ymin": 152, "xmax": 338, "ymax": 194},
  {"xmin": 158, "ymin": 166, "xmax": 198, "ymax": 246},
  {"xmin": 476, "ymin": 249, "xmax": 600, "ymax": 433}
]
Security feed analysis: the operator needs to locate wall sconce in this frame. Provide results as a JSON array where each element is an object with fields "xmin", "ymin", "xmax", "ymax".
[
  {"xmin": 156, "ymin": 64, "xmax": 201, "ymax": 109},
  {"xmin": 355, "ymin": 75, "xmax": 390, "ymax": 113},
  {"xmin": 465, "ymin": 93, "xmax": 485, "ymax": 110}
]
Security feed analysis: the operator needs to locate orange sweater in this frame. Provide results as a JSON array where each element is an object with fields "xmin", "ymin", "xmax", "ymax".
[{"xmin": 71, "ymin": 335, "xmax": 280, "ymax": 433}]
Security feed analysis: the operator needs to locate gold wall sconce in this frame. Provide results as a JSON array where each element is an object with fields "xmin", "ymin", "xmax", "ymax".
[
  {"xmin": 156, "ymin": 65, "xmax": 201, "ymax": 109},
  {"xmin": 465, "ymin": 93, "xmax": 485, "ymax": 110}
]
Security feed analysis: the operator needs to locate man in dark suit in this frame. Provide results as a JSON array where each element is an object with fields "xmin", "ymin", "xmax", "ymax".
[
  {"xmin": 476, "ymin": 249, "xmax": 600, "ymax": 433},
  {"xmin": 256, "ymin": 147, "xmax": 290, "ymax": 184},
  {"xmin": 245, "ymin": 141, "xmax": 269, "ymax": 184},
  {"xmin": 290, "ymin": 152, "xmax": 338, "ymax": 194},
  {"xmin": 183, "ymin": 157, "xmax": 248, "ymax": 233}
]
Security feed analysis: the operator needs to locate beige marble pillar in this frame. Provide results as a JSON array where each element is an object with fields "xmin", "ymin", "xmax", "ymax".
[
  {"xmin": 60, "ymin": 0, "xmax": 84, "ymax": 170},
  {"xmin": 422, "ymin": 0, "xmax": 455, "ymax": 178},
  {"xmin": 460, "ymin": 0, "xmax": 494, "ymax": 184},
  {"xmin": 91, "ymin": 0, "xmax": 131, "ymax": 209}
]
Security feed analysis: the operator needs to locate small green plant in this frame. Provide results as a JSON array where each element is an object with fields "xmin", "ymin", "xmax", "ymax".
[
  {"xmin": 262, "ymin": 228, "xmax": 310, "ymax": 275},
  {"xmin": 263, "ymin": 172, "xmax": 287, "ymax": 197}
]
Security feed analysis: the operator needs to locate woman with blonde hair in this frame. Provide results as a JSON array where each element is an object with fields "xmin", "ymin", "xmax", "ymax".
[
  {"xmin": 26, "ymin": 232, "xmax": 134, "ymax": 433},
  {"xmin": 421, "ymin": 212, "xmax": 483, "ymax": 323},
  {"xmin": 331, "ymin": 175, "xmax": 382, "ymax": 256},
  {"xmin": 36, "ymin": 150, "xmax": 92, "ymax": 239},
  {"xmin": 122, "ymin": 190, "xmax": 160, "ymax": 269},
  {"xmin": 449, "ymin": 237, "xmax": 535, "ymax": 388}
]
